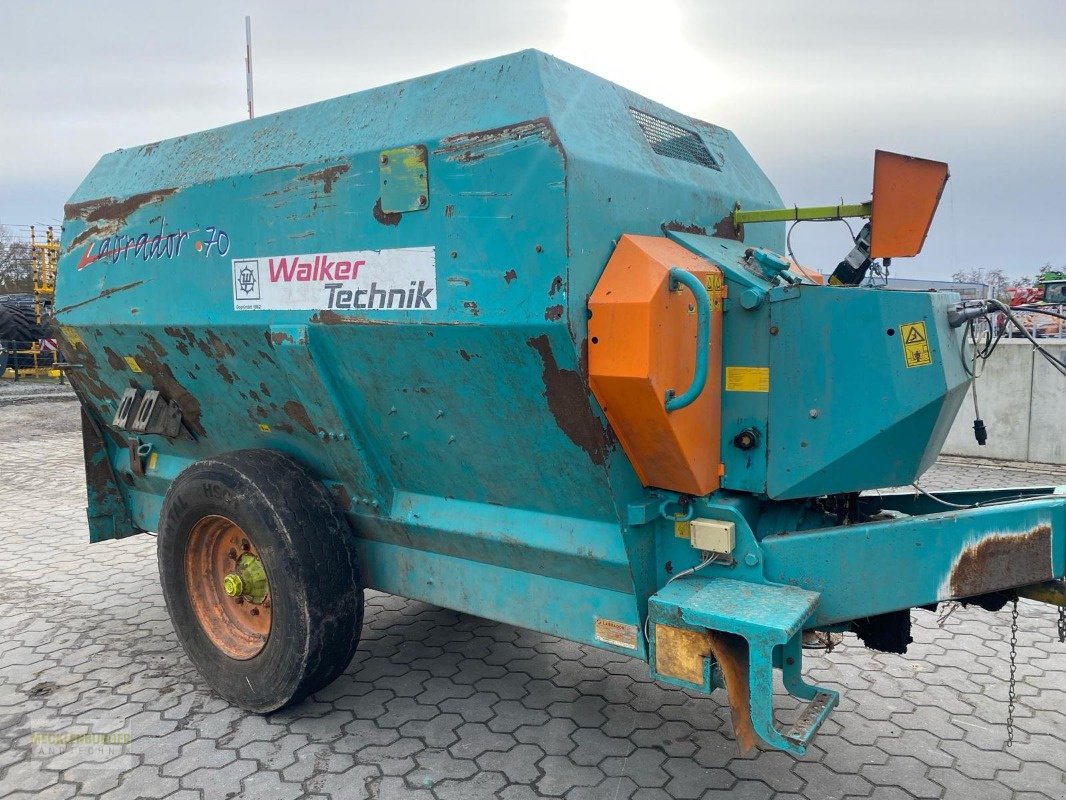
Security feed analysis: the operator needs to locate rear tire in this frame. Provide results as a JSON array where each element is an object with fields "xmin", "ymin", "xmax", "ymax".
[{"xmin": 158, "ymin": 449, "xmax": 364, "ymax": 712}]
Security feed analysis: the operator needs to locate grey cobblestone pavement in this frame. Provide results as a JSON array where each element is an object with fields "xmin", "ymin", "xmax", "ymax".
[{"xmin": 1, "ymin": 398, "xmax": 1064, "ymax": 799}]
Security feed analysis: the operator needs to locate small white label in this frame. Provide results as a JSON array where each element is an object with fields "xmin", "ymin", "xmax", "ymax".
[
  {"xmin": 232, "ymin": 246, "xmax": 436, "ymax": 311},
  {"xmin": 594, "ymin": 618, "xmax": 638, "ymax": 650}
]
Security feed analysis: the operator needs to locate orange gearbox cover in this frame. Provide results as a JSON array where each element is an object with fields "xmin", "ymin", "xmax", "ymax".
[{"xmin": 588, "ymin": 235, "xmax": 724, "ymax": 496}]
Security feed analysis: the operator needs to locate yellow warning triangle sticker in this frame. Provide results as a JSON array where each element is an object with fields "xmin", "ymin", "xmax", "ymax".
[{"xmin": 905, "ymin": 326, "xmax": 926, "ymax": 344}]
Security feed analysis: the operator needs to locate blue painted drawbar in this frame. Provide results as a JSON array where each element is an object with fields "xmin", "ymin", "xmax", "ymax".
[{"xmin": 56, "ymin": 50, "xmax": 1066, "ymax": 757}]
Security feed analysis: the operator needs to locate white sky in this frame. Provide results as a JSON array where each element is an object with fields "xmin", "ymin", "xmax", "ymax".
[{"xmin": 1, "ymin": 0, "xmax": 1064, "ymax": 279}]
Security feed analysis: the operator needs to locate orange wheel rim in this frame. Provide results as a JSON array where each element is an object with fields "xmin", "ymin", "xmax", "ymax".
[{"xmin": 184, "ymin": 515, "xmax": 271, "ymax": 660}]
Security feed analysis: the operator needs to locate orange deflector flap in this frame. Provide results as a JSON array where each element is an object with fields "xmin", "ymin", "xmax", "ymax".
[{"xmin": 869, "ymin": 150, "xmax": 949, "ymax": 259}]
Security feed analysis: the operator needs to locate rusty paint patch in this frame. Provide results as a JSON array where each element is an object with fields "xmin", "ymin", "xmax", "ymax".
[
  {"xmin": 216, "ymin": 363, "xmax": 235, "ymax": 384},
  {"xmin": 143, "ymin": 333, "xmax": 166, "ymax": 358},
  {"xmin": 462, "ymin": 301, "xmax": 480, "ymax": 317},
  {"xmin": 526, "ymin": 335, "xmax": 608, "ymax": 466},
  {"xmin": 283, "ymin": 400, "xmax": 316, "ymax": 435},
  {"xmin": 103, "ymin": 347, "xmax": 126, "ymax": 372},
  {"xmin": 300, "ymin": 163, "xmax": 350, "ymax": 194},
  {"xmin": 661, "ymin": 220, "xmax": 708, "ymax": 237},
  {"xmin": 258, "ymin": 162, "xmax": 306, "ymax": 174},
  {"xmin": 444, "ymin": 205, "xmax": 454, "ymax": 217},
  {"xmin": 447, "ymin": 276, "xmax": 470, "ymax": 287},
  {"xmin": 706, "ymin": 631, "xmax": 757, "ymax": 755},
  {"xmin": 269, "ymin": 330, "xmax": 293, "ymax": 346},
  {"xmin": 544, "ymin": 304, "xmax": 564, "ymax": 321},
  {"xmin": 331, "ymin": 484, "xmax": 352, "ymax": 511},
  {"xmin": 503, "ymin": 269, "xmax": 517, "ymax": 285},
  {"xmin": 949, "ymin": 525, "xmax": 1053, "ymax": 598},
  {"xmin": 712, "ymin": 213, "xmax": 744, "ymax": 242},
  {"xmin": 372, "ymin": 198, "xmax": 401, "ymax": 226},
  {"xmin": 435, "ymin": 117, "xmax": 564, "ymax": 163},
  {"xmin": 549, "ymin": 276, "xmax": 563, "ymax": 297},
  {"xmin": 458, "ymin": 349, "xmax": 471, "ymax": 362},
  {"xmin": 65, "ymin": 188, "xmax": 178, "ymax": 225},
  {"xmin": 61, "ymin": 336, "xmax": 118, "ymax": 405},
  {"xmin": 133, "ymin": 343, "xmax": 206, "ymax": 437},
  {"xmin": 55, "ymin": 280, "xmax": 145, "ymax": 314},
  {"xmin": 64, "ymin": 189, "xmax": 179, "ymax": 251},
  {"xmin": 204, "ymin": 331, "xmax": 235, "ymax": 358},
  {"xmin": 259, "ymin": 382, "xmax": 271, "ymax": 398}
]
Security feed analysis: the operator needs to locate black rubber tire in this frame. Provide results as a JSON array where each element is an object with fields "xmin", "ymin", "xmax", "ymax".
[{"xmin": 157, "ymin": 449, "xmax": 364, "ymax": 712}]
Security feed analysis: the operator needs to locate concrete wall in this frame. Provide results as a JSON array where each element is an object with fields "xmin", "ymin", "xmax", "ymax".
[{"xmin": 941, "ymin": 340, "xmax": 1066, "ymax": 464}]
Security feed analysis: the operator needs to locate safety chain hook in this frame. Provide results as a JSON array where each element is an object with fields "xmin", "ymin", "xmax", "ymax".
[{"xmin": 1006, "ymin": 598, "xmax": 1018, "ymax": 747}]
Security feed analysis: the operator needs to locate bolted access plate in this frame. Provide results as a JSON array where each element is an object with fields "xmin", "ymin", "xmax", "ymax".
[{"xmin": 379, "ymin": 144, "xmax": 429, "ymax": 213}]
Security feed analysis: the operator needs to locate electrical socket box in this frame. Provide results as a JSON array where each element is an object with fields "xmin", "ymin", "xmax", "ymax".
[{"xmin": 690, "ymin": 519, "xmax": 735, "ymax": 554}]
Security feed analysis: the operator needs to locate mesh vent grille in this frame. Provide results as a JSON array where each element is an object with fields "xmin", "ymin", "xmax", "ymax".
[{"xmin": 629, "ymin": 108, "xmax": 719, "ymax": 169}]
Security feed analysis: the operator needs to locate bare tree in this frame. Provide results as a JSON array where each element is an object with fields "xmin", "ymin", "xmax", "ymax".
[
  {"xmin": 0, "ymin": 226, "xmax": 32, "ymax": 294},
  {"xmin": 951, "ymin": 267, "xmax": 1019, "ymax": 300}
]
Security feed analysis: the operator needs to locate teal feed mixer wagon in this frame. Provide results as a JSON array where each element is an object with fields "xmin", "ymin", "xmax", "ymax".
[{"xmin": 55, "ymin": 50, "xmax": 1065, "ymax": 756}]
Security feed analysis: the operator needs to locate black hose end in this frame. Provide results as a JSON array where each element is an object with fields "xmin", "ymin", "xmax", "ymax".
[{"xmin": 973, "ymin": 418, "xmax": 988, "ymax": 446}]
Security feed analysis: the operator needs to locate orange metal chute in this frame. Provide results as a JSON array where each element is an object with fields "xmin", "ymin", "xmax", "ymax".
[
  {"xmin": 869, "ymin": 150, "xmax": 949, "ymax": 259},
  {"xmin": 588, "ymin": 235, "xmax": 723, "ymax": 496}
]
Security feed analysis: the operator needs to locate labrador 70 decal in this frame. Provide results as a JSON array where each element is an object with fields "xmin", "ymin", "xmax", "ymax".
[{"xmin": 232, "ymin": 246, "xmax": 436, "ymax": 311}]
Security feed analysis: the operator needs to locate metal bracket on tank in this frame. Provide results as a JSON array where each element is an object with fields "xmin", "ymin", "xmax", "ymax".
[
  {"xmin": 111, "ymin": 388, "xmax": 184, "ymax": 439},
  {"xmin": 648, "ymin": 576, "xmax": 839, "ymax": 756},
  {"xmin": 379, "ymin": 144, "xmax": 429, "ymax": 213}
]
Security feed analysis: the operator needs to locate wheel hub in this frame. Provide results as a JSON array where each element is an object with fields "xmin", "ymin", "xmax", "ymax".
[{"xmin": 184, "ymin": 515, "xmax": 272, "ymax": 660}]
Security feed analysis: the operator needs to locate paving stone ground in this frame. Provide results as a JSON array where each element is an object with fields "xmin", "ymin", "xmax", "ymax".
[{"xmin": 1, "ymin": 397, "xmax": 1064, "ymax": 799}]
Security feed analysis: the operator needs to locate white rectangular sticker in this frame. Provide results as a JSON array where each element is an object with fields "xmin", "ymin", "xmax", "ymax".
[
  {"xmin": 594, "ymin": 618, "xmax": 638, "ymax": 650},
  {"xmin": 232, "ymin": 246, "xmax": 436, "ymax": 311}
]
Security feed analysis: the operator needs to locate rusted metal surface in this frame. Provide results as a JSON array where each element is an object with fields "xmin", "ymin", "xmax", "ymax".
[
  {"xmin": 706, "ymin": 630, "xmax": 757, "ymax": 755},
  {"xmin": 79, "ymin": 405, "xmax": 139, "ymax": 542},
  {"xmin": 503, "ymin": 269, "xmax": 517, "ymax": 284},
  {"xmin": 660, "ymin": 220, "xmax": 707, "ymax": 237},
  {"xmin": 526, "ymin": 334, "xmax": 608, "ymax": 466},
  {"xmin": 372, "ymin": 199, "xmax": 402, "ymax": 226},
  {"xmin": 712, "ymin": 212, "xmax": 744, "ymax": 242},
  {"xmin": 184, "ymin": 515, "xmax": 271, "ymax": 660},
  {"xmin": 543, "ymin": 304, "xmax": 564, "ymax": 321},
  {"xmin": 130, "ymin": 341, "xmax": 206, "ymax": 438},
  {"xmin": 300, "ymin": 163, "xmax": 350, "ymax": 194},
  {"xmin": 216, "ymin": 363, "xmax": 235, "ymax": 385},
  {"xmin": 653, "ymin": 623, "xmax": 712, "ymax": 686},
  {"xmin": 282, "ymin": 400, "xmax": 316, "ymax": 435},
  {"xmin": 64, "ymin": 189, "xmax": 178, "ymax": 251},
  {"xmin": 434, "ymin": 117, "xmax": 563, "ymax": 163},
  {"xmin": 949, "ymin": 524, "xmax": 1054, "ymax": 599},
  {"xmin": 54, "ymin": 280, "xmax": 145, "ymax": 314}
]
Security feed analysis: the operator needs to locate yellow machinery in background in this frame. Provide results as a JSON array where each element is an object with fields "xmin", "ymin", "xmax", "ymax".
[{"xmin": 1, "ymin": 225, "xmax": 60, "ymax": 379}]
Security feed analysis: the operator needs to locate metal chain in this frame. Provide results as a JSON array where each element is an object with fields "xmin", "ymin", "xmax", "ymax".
[
  {"xmin": 1058, "ymin": 605, "xmax": 1065, "ymax": 645},
  {"xmin": 1006, "ymin": 597, "xmax": 1018, "ymax": 748}
]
